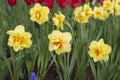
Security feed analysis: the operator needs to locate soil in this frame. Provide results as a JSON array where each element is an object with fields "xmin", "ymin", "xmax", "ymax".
[{"xmin": 44, "ymin": 64, "xmax": 94, "ymax": 80}]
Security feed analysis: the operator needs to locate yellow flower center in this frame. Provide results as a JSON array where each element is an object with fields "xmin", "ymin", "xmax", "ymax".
[
  {"xmin": 85, "ymin": 8, "xmax": 91, "ymax": 15},
  {"xmin": 95, "ymin": 49, "xmax": 102, "ymax": 56},
  {"xmin": 118, "ymin": 1, "xmax": 120, "ymax": 5},
  {"xmin": 78, "ymin": 14, "xmax": 83, "ymax": 20},
  {"xmin": 96, "ymin": 11, "xmax": 101, "ymax": 15},
  {"xmin": 105, "ymin": 3, "xmax": 111, "ymax": 8},
  {"xmin": 53, "ymin": 40, "xmax": 63, "ymax": 48},
  {"xmin": 14, "ymin": 36, "xmax": 24, "ymax": 44},
  {"xmin": 35, "ymin": 11, "xmax": 41, "ymax": 19}
]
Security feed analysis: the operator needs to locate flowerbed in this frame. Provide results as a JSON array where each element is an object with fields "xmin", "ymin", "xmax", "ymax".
[{"xmin": 0, "ymin": 0, "xmax": 120, "ymax": 80}]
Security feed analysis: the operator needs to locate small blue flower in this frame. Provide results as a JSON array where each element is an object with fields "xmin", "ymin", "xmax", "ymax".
[{"xmin": 30, "ymin": 72, "xmax": 36, "ymax": 80}]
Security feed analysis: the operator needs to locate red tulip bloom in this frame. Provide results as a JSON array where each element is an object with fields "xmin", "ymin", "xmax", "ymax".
[
  {"xmin": 31, "ymin": 0, "xmax": 38, "ymax": 3},
  {"xmin": 8, "ymin": 0, "xmax": 16, "ymax": 6},
  {"xmin": 98, "ymin": 0, "xmax": 104, "ymax": 4},
  {"xmin": 44, "ymin": 0, "xmax": 54, "ymax": 10},
  {"xmin": 25, "ymin": 0, "xmax": 44, "ymax": 5},
  {"xmin": 24, "ymin": 0, "xmax": 31, "ymax": 5},
  {"xmin": 71, "ymin": 0, "xmax": 80, "ymax": 8},
  {"xmin": 81, "ymin": 0, "xmax": 86, "ymax": 4},
  {"xmin": 38, "ymin": 0, "xmax": 44, "ymax": 3},
  {"xmin": 56, "ymin": 0, "xmax": 70, "ymax": 8}
]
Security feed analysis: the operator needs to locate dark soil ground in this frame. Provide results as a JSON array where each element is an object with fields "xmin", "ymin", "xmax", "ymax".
[
  {"xmin": 5, "ymin": 63, "xmax": 94, "ymax": 80},
  {"xmin": 44, "ymin": 64, "xmax": 94, "ymax": 80}
]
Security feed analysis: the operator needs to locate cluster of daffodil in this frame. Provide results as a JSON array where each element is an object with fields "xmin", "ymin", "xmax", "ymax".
[
  {"xmin": 74, "ymin": 0, "xmax": 120, "ymax": 24},
  {"xmin": 7, "ymin": 2, "xmax": 112, "ymax": 63},
  {"xmin": 1, "ymin": 0, "xmax": 120, "ymax": 80}
]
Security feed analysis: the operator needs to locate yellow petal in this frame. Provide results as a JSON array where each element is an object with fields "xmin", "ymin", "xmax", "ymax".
[
  {"xmin": 23, "ymin": 39, "xmax": 32, "ymax": 48},
  {"xmin": 49, "ymin": 42, "xmax": 55, "ymax": 51},
  {"xmin": 13, "ymin": 43, "xmax": 22, "ymax": 52},
  {"xmin": 63, "ymin": 32, "xmax": 72, "ymax": 43},
  {"xmin": 14, "ymin": 25, "xmax": 25, "ymax": 32}
]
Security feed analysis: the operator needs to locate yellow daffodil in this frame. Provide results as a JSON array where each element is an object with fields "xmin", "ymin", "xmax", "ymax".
[
  {"xmin": 75, "ymin": 12, "xmax": 89, "ymax": 24},
  {"xmin": 52, "ymin": 12, "xmax": 65, "ymax": 30},
  {"xmin": 30, "ymin": 3, "xmax": 49, "ymax": 25},
  {"xmin": 88, "ymin": 39, "xmax": 112, "ymax": 62},
  {"xmin": 103, "ymin": 0, "xmax": 113, "ymax": 11},
  {"xmin": 48, "ymin": 30, "xmax": 72, "ymax": 55},
  {"xmin": 83, "ymin": 4, "xmax": 93, "ymax": 17},
  {"xmin": 93, "ymin": 7, "xmax": 109, "ymax": 21},
  {"xmin": 116, "ymin": 0, "xmax": 120, "ymax": 6},
  {"xmin": 73, "ymin": 6, "xmax": 82, "ymax": 19},
  {"xmin": 110, "ymin": 5, "xmax": 120, "ymax": 16},
  {"xmin": 7, "ymin": 25, "xmax": 32, "ymax": 52},
  {"xmin": 73, "ymin": 5, "xmax": 92, "ymax": 24}
]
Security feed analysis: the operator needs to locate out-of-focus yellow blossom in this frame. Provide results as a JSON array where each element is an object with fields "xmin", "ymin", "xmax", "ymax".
[
  {"xmin": 30, "ymin": 3, "xmax": 49, "ymax": 25},
  {"xmin": 103, "ymin": 0, "xmax": 113, "ymax": 11},
  {"xmin": 73, "ymin": 6, "xmax": 82, "ymax": 19},
  {"xmin": 116, "ymin": 0, "xmax": 120, "ymax": 6},
  {"xmin": 48, "ymin": 30, "xmax": 72, "ymax": 55},
  {"xmin": 73, "ymin": 5, "xmax": 93, "ymax": 24},
  {"xmin": 75, "ymin": 12, "xmax": 89, "ymax": 24},
  {"xmin": 93, "ymin": 7, "xmax": 102, "ymax": 19},
  {"xmin": 83, "ymin": 4, "xmax": 93, "ymax": 17},
  {"xmin": 93, "ymin": 7, "xmax": 109, "ymax": 21},
  {"xmin": 110, "ymin": 5, "xmax": 120, "ymax": 16},
  {"xmin": 99, "ymin": 11, "xmax": 109, "ymax": 21},
  {"xmin": 7, "ymin": 25, "xmax": 32, "ymax": 52},
  {"xmin": 52, "ymin": 12, "xmax": 65, "ymax": 30},
  {"xmin": 88, "ymin": 39, "xmax": 112, "ymax": 62}
]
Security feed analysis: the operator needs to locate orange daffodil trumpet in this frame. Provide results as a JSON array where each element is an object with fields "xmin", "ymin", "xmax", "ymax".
[
  {"xmin": 48, "ymin": 30, "xmax": 72, "ymax": 55},
  {"xmin": 30, "ymin": 3, "xmax": 49, "ymax": 25},
  {"xmin": 7, "ymin": 25, "xmax": 32, "ymax": 52},
  {"xmin": 88, "ymin": 39, "xmax": 112, "ymax": 62},
  {"xmin": 52, "ymin": 12, "xmax": 65, "ymax": 30}
]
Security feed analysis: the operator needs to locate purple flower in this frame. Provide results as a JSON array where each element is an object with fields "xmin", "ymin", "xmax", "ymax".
[{"xmin": 30, "ymin": 72, "xmax": 36, "ymax": 80}]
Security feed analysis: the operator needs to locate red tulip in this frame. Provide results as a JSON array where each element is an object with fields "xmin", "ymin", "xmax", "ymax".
[
  {"xmin": 98, "ymin": 0, "xmax": 104, "ymax": 4},
  {"xmin": 25, "ymin": 0, "xmax": 44, "ymax": 5},
  {"xmin": 81, "ymin": 0, "xmax": 86, "ymax": 4},
  {"xmin": 56, "ymin": 0, "xmax": 70, "ymax": 8},
  {"xmin": 37, "ymin": 0, "xmax": 44, "ymax": 4},
  {"xmin": 71, "ymin": 0, "xmax": 80, "ymax": 8},
  {"xmin": 24, "ymin": 0, "xmax": 32, "ymax": 5},
  {"xmin": 31, "ymin": 0, "xmax": 38, "ymax": 3},
  {"xmin": 44, "ymin": 0, "xmax": 54, "ymax": 10},
  {"xmin": 8, "ymin": 0, "xmax": 16, "ymax": 6}
]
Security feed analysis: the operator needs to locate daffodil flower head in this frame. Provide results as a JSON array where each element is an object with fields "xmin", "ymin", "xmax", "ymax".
[
  {"xmin": 30, "ymin": 3, "xmax": 50, "ymax": 25},
  {"xmin": 73, "ymin": 6, "xmax": 82, "ymax": 19},
  {"xmin": 74, "ymin": 5, "xmax": 92, "ymax": 24},
  {"xmin": 116, "ymin": 0, "xmax": 120, "ymax": 6},
  {"xmin": 83, "ymin": 4, "xmax": 93, "ymax": 17},
  {"xmin": 75, "ymin": 12, "xmax": 89, "ymax": 24},
  {"xmin": 110, "ymin": 4, "xmax": 120, "ymax": 16},
  {"xmin": 7, "ymin": 25, "xmax": 32, "ymax": 52},
  {"xmin": 52, "ymin": 12, "xmax": 65, "ymax": 30},
  {"xmin": 103, "ymin": 0, "xmax": 113, "ymax": 11},
  {"xmin": 88, "ymin": 39, "xmax": 112, "ymax": 62},
  {"xmin": 93, "ymin": 7, "xmax": 109, "ymax": 21},
  {"xmin": 48, "ymin": 30, "xmax": 72, "ymax": 55}
]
